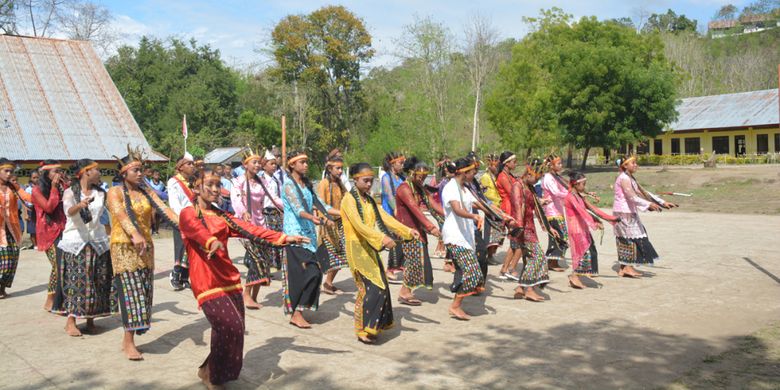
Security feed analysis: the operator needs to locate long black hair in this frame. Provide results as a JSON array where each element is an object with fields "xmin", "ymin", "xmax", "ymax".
[
  {"xmin": 324, "ymin": 155, "xmax": 347, "ymax": 196},
  {"xmin": 38, "ymin": 159, "xmax": 60, "ymax": 199},
  {"xmin": 70, "ymin": 159, "xmax": 104, "ymax": 224},
  {"xmin": 286, "ymin": 150, "xmax": 312, "ymax": 188},
  {"xmin": 349, "ymin": 162, "xmax": 396, "ymax": 240},
  {"xmin": 117, "ymin": 155, "xmax": 177, "ymax": 232},
  {"xmin": 496, "ymin": 151, "xmax": 515, "ymax": 176}
]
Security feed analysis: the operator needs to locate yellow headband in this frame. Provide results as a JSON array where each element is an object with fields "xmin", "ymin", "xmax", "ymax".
[
  {"xmin": 352, "ymin": 170, "xmax": 375, "ymax": 179},
  {"xmin": 0, "ymin": 163, "xmax": 14, "ymax": 170},
  {"xmin": 243, "ymin": 155, "xmax": 261, "ymax": 165},
  {"xmin": 287, "ymin": 154, "xmax": 308, "ymax": 166},
  {"xmin": 621, "ymin": 156, "xmax": 636, "ymax": 167},
  {"xmin": 77, "ymin": 162, "xmax": 99, "ymax": 178},
  {"xmin": 390, "ymin": 156, "xmax": 406, "ymax": 164},
  {"xmin": 120, "ymin": 160, "xmax": 142, "ymax": 174},
  {"xmin": 40, "ymin": 164, "xmax": 61, "ymax": 171},
  {"xmin": 456, "ymin": 163, "xmax": 476, "ymax": 173},
  {"xmin": 502, "ymin": 154, "xmax": 517, "ymax": 164},
  {"xmin": 412, "ymin": 168, "xmax": 430, "ymax": 175},
  {"xmin": 326, "ymin": 161, "xmax": 344, "ymax": 168}
]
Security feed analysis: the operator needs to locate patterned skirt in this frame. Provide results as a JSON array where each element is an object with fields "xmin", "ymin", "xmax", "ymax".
[
  {"xmin": 519, "ymin": 242, "xmax": 549, "ymax": 287},
  {"xmin": 573, "ymin": 238, "xmax": 599, "ymax": 276},
  {"xmin": 51, "ymin": 245, "xmax": 114, "ymax": 318},
  {"xmin": 263, "ymin": 208, "xmax": 284, "ymax": 270},
  {"xmin": 282, "ymin": 246, "xmax": 322, "ymax": 315},
  {"xmin": 241, "ymin": 239, "xmax": 272, "ymax": 287},
  {"xmin": 484, "ymin": 217, "xmax": 506, "ymax": 248},
  {"xmin": 322, "ymin": 221, "xmax": 348, "ymax": 271},
  {"xmin": 46, "ymin": 245, "xmax": 59, "ymax": 295},
  {"xmin": 354, "ymin": 268, "xmax": 393, "ymax": 338},
  {"xmin": 387, "ymin": 245, "xmax": 405, "ymax": 271},
  {"xmin": 201, "ymin": 293, "xmax": 245, "ymax": 386},
  {"xmin": 614, "ymin": 212, "xmax": 659, "ymax": 266},
  {"xmin": 0, "ymin": 232, "xmax": 20, "ymax": 288},
  {"xmin": 446, "ymin": 244, "xmax": 484, "ymax": 297},
  {"xmin": 545, "ymin": 216, "xmax": 569, "ymax": 261},
  {"xmin": 401, "ymin": 239, "xmax": 433, "ymax": 290},
  {"xmin": 112, "ymin": 267, "xmax": 153, "ymax": 334}
]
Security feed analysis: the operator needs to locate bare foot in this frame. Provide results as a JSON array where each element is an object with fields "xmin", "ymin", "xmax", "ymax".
[
  {"xmin": 243, "ymin": 296, "xmax": 262, "ymax": 310},
  {"xmin": 122, "ymin": 342, "xmax": 143, "ymax": 361},
  {"xmin": 43, "ymin": 295, "xmax": 54, "ymax": 311},
  {"xmin": 65, "ymin": 321, "xmax": 83, "ymax": 337},
  {"xmin": 568, "ymin": 275, "xmax": 585, "ymax": 289},
  {"xmin": 513, "ymin": 288, "xmax": 525, "ymax": 300},
  {"xmin": 443, "ymin": 262, "xmax": 455, "ymax": 273},
  {"xmin": 0, "ymin": 288, "xmax": 6, "ymax": 299},
  {"xmin": 289, "ymin": 313, "xmax": 311, "ymax": 329},
  {"xmin": 448, "ymin": 307, "xmax": 471, "ymax": 321},
  {"xmin": 524, "ymin": 288, "xmax": 545, "ymax": 302}
]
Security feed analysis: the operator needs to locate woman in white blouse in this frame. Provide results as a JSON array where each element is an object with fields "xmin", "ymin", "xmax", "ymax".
[{"xmin": 52, "ymin": 159, "xmax": 113, "ymax": 337}]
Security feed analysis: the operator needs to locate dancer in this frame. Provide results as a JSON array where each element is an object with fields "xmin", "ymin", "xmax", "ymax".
[
  {"xmin": 541, "ymin": 154, "xmax": 568, "ymax": 272},
  {"xmin": 395, "ymin": 157, "xmax": 442, "ymax": 305},
  {"xmin": 230, "ymin": 148, "xmax": 283, "ymax": 310},
  {"xmin": 23, "ymin": 170, "xmax": 39, "ymax": 250},
  {"xmin": 435, "ymin": 158, "xmax": 456, "ymax": 271},
  {"xmin": 259, "ymin": 150, "xmax": 284, "ymax": 270},
  {"xmin": 479, "ymin": 154, "xmax": 504, "ymax": 265},
  {"xmin": 31, "ymin": 160, "xmax": 67, "ymax": 311},
  {"xmin": 0, "ymin": 158, "xmax": 32, "ymax": 298},
  {"xmin": 509, "ymin": 162, "xmax": 550, "ymax": 301},
  {"xmin": 380, "ymin": 152, "xmax": 405, "ymax": 283},
  {"xmin": 565, "ymin": 171, "xmax": 620, "ymax": 288},
  {"xmin": 341, "ymin": 162, "xmax": 417, "ymax": 343},
  {"xmin": 167, "ymin": 153, "xmax": 196, "ymax": 291},
  {"xmin": 51, "ymin": 159, "xmax": 113, "ymax": 336},
  {"xmin": 441, "ymin": 157, "xmax": 487, "ymax": 320},
  {"xmin": 613, "ymin": 156, "xmax": 676, "ymax": 278},
  {"xmin": 316, "ymin": 154, "xmax": 349, "ymax": 295},
  {"xmin": 179, "ymin": 173, "xmax": 306, "ymax": 389},
  {"xmin": 282, "ymin": 151, "xmax": 341, "ymax": 329},
  {"xmin": 495, "ymin": 151, "xmax": 521, "ymax": 281},
  {"xmin": 107, "ymin": 146, "xmax": 178, "ymax": 360}
]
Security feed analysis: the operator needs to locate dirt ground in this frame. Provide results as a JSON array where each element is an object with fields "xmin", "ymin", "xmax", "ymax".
[
  {"xmin": 582, "ymin": 164, "xmax": 780, "ymax": 215},
  {"xmin": 1, "ymin": 209, "xmax": 778, "ymax": 389}
]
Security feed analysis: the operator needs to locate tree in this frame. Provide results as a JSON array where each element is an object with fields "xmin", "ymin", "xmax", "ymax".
[
  {"xmin": 488, "ymin": 10, "xmax": 679, "ymax": 170},
  {"xmin": 106, "ymin": 37, "xmax": 241, "ymax": 159},
  {"xmin": 1, "ymin": 0, "xmax": 18, "ymax": 34},
  {"xmin": 270, "ymin": 5, "xmax": 374, "ymax": 159},
  {"xmin": 642, "ymin": 9, "xmax": 698, "ymax": 34},
  {"xmin": 19, "ymin": 0, "xmax": 69, "ymax": 37},
  {"xmin": 463, "ymin": 13, "xmax": 499, "ymax": 151},
  {"xmin": 713, "ymin": 4, "xmax": 738, "ymax": 20},
  {"xmin": 235, "ymin": 110, "xmax": 282, "ymax": 148},
  {"xmin": 57, "ymin": 0, "xmax": 115, "ymax": 56}
]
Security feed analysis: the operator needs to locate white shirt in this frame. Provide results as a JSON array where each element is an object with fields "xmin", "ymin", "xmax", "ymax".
[
  {"xmin": 260, "ymin": 171, "xmax": 283, "ymax": 209},
  {"xmin": 166, "ymin": 176, "xmax": 192, "ymax": 216},
  {"xmin": 58, "ymin": 188, "xmax": 109, "ymax": 256},
  {"xmin": 441, "ymin": 179, "xmax": 476, "ymax": 250}
]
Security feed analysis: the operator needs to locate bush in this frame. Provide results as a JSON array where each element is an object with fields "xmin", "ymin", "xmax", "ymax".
[{"xmin": 636, "ymin": 153, "xmax": 778, "ymax": 166}]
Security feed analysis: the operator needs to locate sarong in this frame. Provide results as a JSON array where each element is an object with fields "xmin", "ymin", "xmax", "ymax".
[
  {"xmin": 201, "ymin": 293, "xmax": 245, "ymax": 385},
  {"xmin": 113, "ymin": 267, "xmax": 153, "ymax": 334},
  {"xmin": 354, "ymin": 265, "xmax": 393, "ymax": 338},
  {"xmin": 0, "ymin": 232, "xmax": 20, "ymax": 288},
  {"xmin": 241, "ymin": 239, "xmax": 271, "ymax": 287},
  {"xmin": 323, "ymin": 221, "xmax": 348, "ymax": 271},
  {"xmin": 52, "ymin": 245, "xmax": 114, "ymax": 318},
  {"xmin": 614, "ymin": 212, "xmax": 659, "ymax": 266},
  {"xmin": 282, "ymin": 246, "xmax": 322, "ymax": 314},
  {"xmin": 401, "ymin": 239, "xmax": 432, "ymax": 290},
  {"xmin": 263, "ymin": 208, "xmax": 283, "ymax": 269},
  {"xmin": 446, "ymin": 244, "xmax": 484, "ymax": 297},
  {"xmin": 45, "ymin": 245, "xmax": 58, "ymax": 295},
  {"xmin": 519, "ymin": 242, "xmax": 549, "ymax": 287},
  {"xmin": 545, "ymin": 216, "xmax": 569, "ymax": 261}
]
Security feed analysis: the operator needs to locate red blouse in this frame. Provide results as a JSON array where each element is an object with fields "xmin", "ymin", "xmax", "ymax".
[
  {"xmin": 496, "ymin": 171, "xmax": 516, "ymax": 216},
  {"xmin": 31, "ymin": 186, "xmax": 66, "ymax": 252},
  {"xmin": 395, "ymin": 182, "xmax": 438, "ymax": 243},
  {"xmin": 510, "ymin": 181, "xmax": 538, "ymax": 243},
  {"xmin": 179, "ymin": 206, "xmax": 287, "ymax": 306}
]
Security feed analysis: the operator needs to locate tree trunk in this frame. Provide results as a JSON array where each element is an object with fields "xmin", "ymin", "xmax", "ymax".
[
  {"xmin": 580, "ymin": 147, "xmax": 590, "ymax": 171},
  {"xmin": 471, "ymin": 88, "xmax": 480, "ymax": 151},
  {"xmin": 566, "ymin": 146, "xmax": 573, "ymax": 169},
  {"xmin": 525, "ymin": 147, "xmax": 532, "ymax": 160}
]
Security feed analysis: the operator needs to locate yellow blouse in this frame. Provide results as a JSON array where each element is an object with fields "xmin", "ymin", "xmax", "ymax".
[
  {"xmin": 480, "ymin": 172, "xmax": 501, "ymax": 206},
  {"xmin": 340, "ymin": 191, "xmax": 412, "ymax": 290},
  {"xmin": 106, "ymin": 185, "xmax": 178, "ymax": 274},
  {"xmin": 316, "ymin": 179, "xmax": 344, "ymax": 247}
]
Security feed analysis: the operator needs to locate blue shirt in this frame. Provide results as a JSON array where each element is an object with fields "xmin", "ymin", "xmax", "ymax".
[
  {"xmin": 281, "ymin": 178, "xmax": 330, "ymax": 252},
  {"xmin": 380, "ymin": 172, "xmax": 403, "ymax": 215}
]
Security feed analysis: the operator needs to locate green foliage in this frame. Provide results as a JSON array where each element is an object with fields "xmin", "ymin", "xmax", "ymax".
[
  {"xmin": 105, "ymin": 37, "xmax": 240, "ymax": 159},
  {"xmin": 636, "ymin": 153, "xmax": 780, "ymax": 165},
  {"xmin": 235, "ymin": 110, "xmax": 281, "ymax": 148},
  {"xmin": 642, "ymin": 9, "xmax": 698, "ymax": 34}
]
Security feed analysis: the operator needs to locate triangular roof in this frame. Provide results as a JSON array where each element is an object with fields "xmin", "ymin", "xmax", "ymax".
[{"xmin": 0, "ymin": 35, "xmax": 166, "ymax": 162}]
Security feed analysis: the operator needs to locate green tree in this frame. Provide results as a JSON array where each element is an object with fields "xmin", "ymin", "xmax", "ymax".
[
  {"xmin": 235, "ymin": 110, "xmax": 282, "ymax": 149},
  {"xmin": 642, "ymin": 9, "xmax": 698, "ymax": 34},
  {"xmin": 106, "ymin": 37, "xmax": 240, "ymax": 159},
  {"xmin": 488, "ymin": 10, "xmax": 679, "ymax": 170}
]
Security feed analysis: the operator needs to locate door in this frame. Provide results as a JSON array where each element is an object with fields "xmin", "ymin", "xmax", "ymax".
[{"xmin": 735, "ymin": 135, "xmax": 746, "ymax": 156}]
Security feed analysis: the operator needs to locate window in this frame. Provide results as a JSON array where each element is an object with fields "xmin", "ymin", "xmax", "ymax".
[
  {"xmin": 684, "ymin": 137, "xmax": 700, "ymax": 155},
  {"xmin": 653, "ymin": 139, "xmax": 663, "ymax": 155},
  {"xmin": 712, "ymin": 136, "xmax": 729, "ymax": 155},
  {"xmin": 735, "ymin": 135, "xmax": 746, "ymax": 156},
  {"xmin": 757, "ymin": 134, "xmax": 768, "ymax": 154},
  {"xmin": 671, "ymin": 138, "xmax": 680, "ymax": 155},
  {"xmin": 775, "ymin": 134, "xmax": 780, "ymax": 153},
  {"xmin": 636, "ymin": 141, "xmax": 649, "ymax": 155}
]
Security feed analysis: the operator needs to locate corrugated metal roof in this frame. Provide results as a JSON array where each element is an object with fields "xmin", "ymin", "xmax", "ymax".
[
  {"xmin": 204, "ymin": 147, "xmax": 247, "ymax": 164},
  {"xmin": 668, "ymin": 89, "xmax": 779, "ymax": 132},
  {"xmin": 0, "ymin": 35, "xmax": 166, "ymax": 162}
]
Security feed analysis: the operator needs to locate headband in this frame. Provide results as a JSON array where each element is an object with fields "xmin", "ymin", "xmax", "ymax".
[
  {"xmin": 287, "ymin": 154, "xmax": 308, "ymax": 166},
  {"xmin": 411, "ymin": 167, "xmax": 431, "ymax": 175},
  {"xmin": 548, "ymin": 156, "xmax": 561, "ymax": 165},
  {"xmin": 40, "ymin": 164, "xmax": 61, "ymax": 171},
  {"xmin": 502, "ymin": 154, "xmax": 517, "ymax": 164},
  {"xmin": 326, "ymin": 161, "xmax": 344, "ymax": 168},
  {"xmin": 352, "ymin": 169, "xmax": 375, "ymax": 179},
  {"xmin": 390, "ymin": 156, "xmax": 406, "ymax": 164},
  {"xmin": 620, "ymin": 156, "xmax": 636, "ymax": 167},
  {"xmin": 456, "ymin": 163, "xmax": 476, "ymax": 173},
  {"xmin": 0, "ymin": 163, "xmax": 14, "ymax": 171},
  {"xmin": 573, "ymin": 177, "xmax": 587, "ymax": 184},
  {"xmin": 120, "ymin": 160, "xmax": 142, "ymax": 174},
  {"xmin": 243, "ymin": 154, "xmax": 262, "ymax": 165},
  {"xmin": 77, "ymin": 162, "xmax": 99, "ymax": 178}
]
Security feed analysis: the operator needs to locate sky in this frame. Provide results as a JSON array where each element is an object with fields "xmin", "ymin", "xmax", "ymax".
[{"xmin": 100, "ymin": 0, "xmax": 749, "ymax": 70}]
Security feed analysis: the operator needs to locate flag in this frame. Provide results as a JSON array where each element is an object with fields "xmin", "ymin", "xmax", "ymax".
[{"xmin": 182, "ymin": 115, "xmax": 188, "ymax": 139}]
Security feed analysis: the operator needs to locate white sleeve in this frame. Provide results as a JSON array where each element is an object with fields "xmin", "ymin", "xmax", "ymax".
[{"xmin": 166, "ymin": 178, "xmax": 185, "ymax": 215}]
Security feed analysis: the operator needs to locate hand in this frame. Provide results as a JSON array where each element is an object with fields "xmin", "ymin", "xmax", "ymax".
[
  {"xmin": 648, "ymin": 203, "xmax": 662, "ymax": 212},
  {"xmin": 550, "ymin": 229, "xmax": 560, "ymax": 239},
  {"xmin": 541, "ymin": 198, "xmax": 552, "ymax": 206},
  {"xmin": 665, "ymin": 202, "xmax": 678, "ymax": 209},
  {"xmin": 78, "ymin": 197, "xmax": 91, "ymax": 210},
  {"xmin": 595, "ymin": 221, "xmax": 604, "ymax": 230},
  {"xmin": 207, "ymin": 240, "xmax": 224, "ymax": 259},
  {"xmin": 285, "ymin": 235, "xmax": 310, "ymax": 245},
  {"xmin": 131, "ymin": 232, "xmax": 148, "ymax": 256},
  {"xmin": 410, "ymin": 230, "xmax": 421, "ymax": 240},
  {"xmin": 473, "ymin": 214, "xmax": 484, "ymax": 230},
  {"xmin": 382, "ymin": 235, "xmax": 397, "ymax": 249},
  {"xmin": 588, "ymin": 192, "xmax": 601, "ymax": 204},
  {"xmin": 429, "ymin": 227, "xmax": 441, "ymax": 237},
  {"xmin": 324, "ymin": 218, "xmax": 335, "ymax": 227},
  {"xmin": 241, "ymin": 212, "xmax": 251, "ymax": 222},
  {"xmin": 505, "ymin": 216, "xmax": 516, "ymax": 226}
]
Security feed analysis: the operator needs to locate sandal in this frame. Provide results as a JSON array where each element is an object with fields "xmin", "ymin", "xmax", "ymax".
[{"xmin": 398, "ymin": 296, "xmax": 422, "ymax": 306}]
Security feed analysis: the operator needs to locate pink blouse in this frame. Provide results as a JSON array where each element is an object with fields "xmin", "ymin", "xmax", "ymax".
[
  {"xmin": 541, "ymin": 173, "xmax": 567, "ymax": 217},
  {"xmin": 230, "ymin": 175, "xmax": 282, "ymax": 227},
  {"xmin": 612, "ymin": 172, "xmax": 651, "ymax": 214}
]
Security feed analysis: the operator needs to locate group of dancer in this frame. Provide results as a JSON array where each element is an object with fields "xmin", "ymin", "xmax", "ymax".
[{"xmin": 0, "ymin": 146, "xmax": 676, "ymax": 389}]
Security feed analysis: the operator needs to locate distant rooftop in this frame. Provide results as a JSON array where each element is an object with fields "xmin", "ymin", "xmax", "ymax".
[
  {"xmin": 668, "ymin": 89, "xmax": 779, "ymax": 132},
  {"xmin": 204, "ymin": 146, "xmax": 248, "ymax": 164},
  {"xmin": 0, "ymin": 35, "xmax": 166, "ymax": 162}
]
